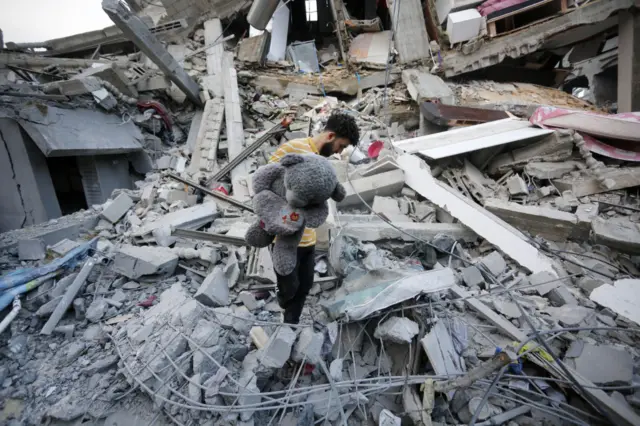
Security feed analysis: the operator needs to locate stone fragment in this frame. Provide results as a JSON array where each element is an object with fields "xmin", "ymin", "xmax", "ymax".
[
  {"xmin": 213, "ymin": 307, "xmax": 235, "ymax": 328},
  {"xmin": 18, "ymin": 238, "xmax": 46, "ymax": 260},
  {"xmin": 73, "ymin": 298, "xmax": 86, "ymax": 320},
  {"xmin": 506, "ymin": 175, "xmax": 528, "ymax": 195},
  {"xmin": 86, "ymin": 299, "xmax": 109, "ymax": 323},
  {"xmin": 547, "ymin": 285, "xmax": 578, "ymax": 306},
  {"xmin": 590, "ymin": 279, "xmax": 640, "ymax": 326},
  {"xmin": 188, "ymin": 373, "xmax": 202, "ymax": 404},
  {"xmin": 480, "ymin": 251, "xmax": 506, "ymax": 276},
  {"xmin": 528, "ymin": 271, "xmax": 560, "ymax": 296},
  {"xmin": 64, "ymin": 341, "xmax": 86, "ymax": 364},
  {"xmin": 374, "ymin": 317, "xmax": 419, "ymax": 344},
  {"xmin": 189, "ymin": 319, "xmax": 220, "ymax": 350},
  {"xmin": 238, "ymin": 291, "xmax": 260, "ymax": 311},
  {"xmin": 36, "ymin": 296, "xmax": 62, "ymax": 317},
  {"xmin": 101, "ymin": 193, "xmax": 134, "ymax": 224},
  {"xmin": 194, "ymin": 266, "xmax": 230, "ymax": 307},
  {"xmin": 113, "ymin": 245, "xmax": 179, "ymax": 280},
  {"xmin": 232, "ymin": 306, "xmax": 254, "ymax": 334},
  {"xmin": 84, "ymin": 355, "xmax": 119, "ymax": 375},
  {"xmin": 250, "ymin": 327, "xmax": 269, "ymax": 349},
  {"xmin": 546, "ymin": 305, "xmax": 593, "ymax": 327},
  {"xmin": 565, "ymin": 341, "xmax": 633, "ymax": 385},
  {"xmin": 292, "ymin": 328, "xmax": 324, "ymax": 364},
  {"xmin": 261, "ymin": 326, "xmax": 296, "ymax": 368},
  {"xmin": 461, "ymin": 266, "xmax": 484, "ymax": 287},
  {"xmin": 492, "ymin": 299, "xmax": 521, "ymax": 319}
]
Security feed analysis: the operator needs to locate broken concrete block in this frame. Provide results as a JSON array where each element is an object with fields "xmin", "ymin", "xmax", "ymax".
[
  {"xmin": 565, "ymin": 341, "xmax": 633, "ymax": 385},
  {"xmin": 592, "ymin": 218, "xmax": 640, "ymax": 255},
  {"xmin": 402, "ymin": 69, "xmax": 455, "ymax": 105},
  {"xmin": 189, "ymin": 319, "xmax": 220, "ymax": 349},
  {"xmin": 577, "ymin": 277, "xmax": 606, "ymax": 295},
  {"xmin": 461, "ymin": 266, "xmax": 484, "ymax": 288},
  {"xmin": 85, "ymin": 299, "xmax": 108, "ymax": 323},
  {"xmin": 49, "ymin": 239, "xmax": 81, "ymax": 256},
  {"xmin": 194, "ymin": 266, "xmax": 229, "ymax": 307},
  {"xmin": 372, "ymin": 196, "xmax": 409, "ymax": 221},
  {"xmin": 485, "ymin": 199, "xmax": 581, "ymax": 242},
  {"xmin": 53, "ymin": 76, "xmax": 103, "ymax": 96},
  {"xmin": 374, "ymin": 317, "xmax": 419, "ymax": 344},
  {"xmin": 524, "ymin": 162, "xmax": 579, "ymax": 179},
  {"xmin": 447, "ymin": 9, "xmax": 484, "ymax": 45},
  {"xmin": 238, "ymin": 291, "xmax": 260, "ymax": 311},
  {"xmin": 232, "ymin": 306, "xmax": 254, "ymax": 334},
  {"xmin": 261, "ymin": 326, "xmax": 296, "ymax": 368},
  {"xmin": 18, "ymin": 238, "xmax": 46, "ymax": 260},
  {"xmin": 506, "ymin": 175, "xmax": 529, "ymax": 195},
  {"xmin": 339, "ymin": 169, "xmax": 405, "ymax": 208},
  {"xmin": 155, "ymin": 155, "xmax": 173, "ymax": 170},
  {"xmin": 36, "ymin": 296, "xmax": 62, "ymax": 317},
  {"xmin": 112, "ymin": 244, "xmax": 179, "ymax": 280},
  {"xmin": 136, "ymin": 75, "xmax": 171, "ymax": 92},
  {"xmin": 292, "ymin": 328, "xmax": 324, "ymax": 364},
  {"xmin": 480, "ymin": 251, "xmax": 506, "ymax": 276},
  {"xmin": 528, "ymin": 271, "xmax": 560, "ymax": 296},
  {"xmin": 101, "ymin": 193, "xmax": 134, "ymax": 224},
  {"xmin": 250, "ymin": 327, "xmax": 269, "ymax": 349},
  {"xmin": 74, "ymin": 62, "xmax": 137, "ymax": 97},
  {"xmin": 492, "ymin": 299, "xmax": 521, "ymax": 318},
  {"xmin": 188, "ymin": 373, "xmax": 202, "ymax": 404},
  {"xmin": 547, "ymin": 285, "xmax": 578, "ymax": 306},
  {"xmin": 546, "ymin": 305, "xmax": 593, "ymax": 327}
]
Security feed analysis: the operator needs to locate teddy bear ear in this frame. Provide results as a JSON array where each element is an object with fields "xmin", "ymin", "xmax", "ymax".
[
  {"xmin": 331, "ymin": 182, "xmax": 347, "ymax": 202},
  {"xmin": 280, "ymin": 153, "xmax": 306, "ymax": 167}
]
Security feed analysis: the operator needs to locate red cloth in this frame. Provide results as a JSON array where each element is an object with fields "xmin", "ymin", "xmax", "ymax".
[{"xmin": 477, "ymin": 0, "xmax": 530, "ymax": 17}]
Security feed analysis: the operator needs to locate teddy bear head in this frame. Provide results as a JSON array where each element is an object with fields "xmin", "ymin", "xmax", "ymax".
[{"xmin": 280, "ymin": 153, "xmax": 346, "ymax": 208}]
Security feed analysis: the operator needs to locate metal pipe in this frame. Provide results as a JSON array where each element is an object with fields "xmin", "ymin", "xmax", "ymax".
[
  {"xmin": 41, "ymin": 257, "xmax": 97, "ymax": 335},
  {"xmin": 166, "ymin": 172, "xmax": 254, "ymax": 213},
  {"xmin": 0, "ymin": 297, "xmax": 21, "ymax": 335}
]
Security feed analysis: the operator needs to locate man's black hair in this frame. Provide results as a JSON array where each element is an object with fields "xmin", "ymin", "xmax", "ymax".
[{"xmin": 324, "ymin": 112, "xmax": 360, "ymax": 146}]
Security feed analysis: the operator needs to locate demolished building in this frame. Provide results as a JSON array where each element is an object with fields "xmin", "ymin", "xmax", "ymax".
[{"xmin": 2, "ymin": 0, "xmax": 640, "ymax": 425}]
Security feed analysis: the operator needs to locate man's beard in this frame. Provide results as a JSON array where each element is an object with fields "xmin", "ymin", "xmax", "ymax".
[{"xmin": 319, "ymin": 142, "xmax": 334, "ymax": 157}]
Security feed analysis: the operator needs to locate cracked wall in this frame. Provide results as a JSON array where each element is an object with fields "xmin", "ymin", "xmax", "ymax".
[{"xmin": 0, "ymin": 119, "xmax": 60, "ymax": 232}]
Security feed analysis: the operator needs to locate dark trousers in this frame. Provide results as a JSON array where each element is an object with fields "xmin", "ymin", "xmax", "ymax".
[{"xmin": 274, "ymin": 245, "xmax": 315, "ymax": 324}]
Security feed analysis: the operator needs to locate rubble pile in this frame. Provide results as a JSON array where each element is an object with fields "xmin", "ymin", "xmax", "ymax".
[{"xmin": 2, "ymin": 0, "xmax": 640, "ymax": 425}]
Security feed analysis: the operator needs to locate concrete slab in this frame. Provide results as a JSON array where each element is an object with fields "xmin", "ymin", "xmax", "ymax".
[
  {"xmin": 132, "ymin": 202, "xmax": 218, "ymax": 239},
  {"xmin": 339, "ymin": 222, "xmax": 477, "ymax": 243},
  {"xmin": 592, "ymin": 217, "xmax": 640, "ymax": 254},
  {"xmin": 338, "ymin": 169, "xmax": 405, "ymax": 208},
  {"xmin": 524, "ymin": 162, "xmax": 579, "ymax": 179},
  {"xmin": 402, "ymin": 70, "xmax": 455, "ymax": 105},
  {"xmin": 292, "ymin": 328, "xmax": 324, "ymax": 364},
  {"xmin": 387, "ymin": 0, "xmax": 431, "ymax": 63},
  {"xmin": 101, "ymin": 193, "xmax": 134, "ymax": 224},
  {"xmin": 374, "ymin": 316, "xmax": 419, "ymax": 344},
  {"xmin": 112, "ymin": 244, "xmax": 179, "ymax": 279},
  {"xmin": 484, "ymin": 199, "xmax": 582, "ymax": 242},
  {"xmin": 565, "ymin": 342, "xmax": 633, "ymax": 385},
  {"xmin": 18, "ymin": 238, "xmax": 46, "ymax": 260},
  {"xmin": 261, "ymin": 326, "xmax": 296, "ymax": 368},
  {"xmin": 74, "ymin": 62, "xmax": 137, "ymax": 97},
  {"xmin": 194, "ymin": 266, "xmax": 230, "ymax": 307},
  {"xmin": 590, "ymin": 279, "xmax": 640, "ymax": 326}
]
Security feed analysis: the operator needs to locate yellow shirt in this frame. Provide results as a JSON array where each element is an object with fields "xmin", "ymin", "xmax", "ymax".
[{"xmin": 268, "ymin": 138, "xmax": 318, "ymax": 247}]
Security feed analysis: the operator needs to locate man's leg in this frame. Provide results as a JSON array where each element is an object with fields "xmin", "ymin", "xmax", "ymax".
[{"xmin": 282, "ymin": 246, "xmax": 315, "ymax": 324}]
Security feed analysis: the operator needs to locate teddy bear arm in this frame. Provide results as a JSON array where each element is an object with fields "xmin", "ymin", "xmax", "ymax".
[{"xmin": 303, "ymin": 203, "xmax": 329, "ymax": 228}]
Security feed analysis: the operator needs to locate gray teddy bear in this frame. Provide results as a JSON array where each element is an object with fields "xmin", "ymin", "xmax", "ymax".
[{"xmin": 245, "ymin": 153, "xmax": 346, "ymax": 275}]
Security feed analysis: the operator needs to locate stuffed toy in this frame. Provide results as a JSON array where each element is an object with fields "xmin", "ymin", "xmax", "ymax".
[{"xmin": 245, "ymin": 153, "xmax": 346, "ymax": 275}]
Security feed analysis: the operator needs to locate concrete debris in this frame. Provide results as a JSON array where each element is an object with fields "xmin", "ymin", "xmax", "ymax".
[
  {"xmin": 4, "ymin": 7, "xmax": 640, "ymax": 425},
  {"xmin": 565, "ymin": 341, "xmax": 633, "ymax": 386},
  {"xmin": 374, "ymin": 316, "xmax": 419, "ymax": 344}
]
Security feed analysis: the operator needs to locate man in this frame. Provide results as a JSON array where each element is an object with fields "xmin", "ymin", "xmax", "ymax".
[{"xmin": 269, "ymin": 112, "xmax": 360, "ymax": 324}]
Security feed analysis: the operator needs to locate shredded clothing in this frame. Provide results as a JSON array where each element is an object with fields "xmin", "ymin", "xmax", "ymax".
[{"xmin": 268, "ymin": 137, "xmax": 319, "ymax": 247}]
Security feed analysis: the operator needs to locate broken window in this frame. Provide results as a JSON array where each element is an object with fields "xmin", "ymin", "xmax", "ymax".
[{"xmin": 305, "ymin": 0, "xmax": 318, "ymax": 22}]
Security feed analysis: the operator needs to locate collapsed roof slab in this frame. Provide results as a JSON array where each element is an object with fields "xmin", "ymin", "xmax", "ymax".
[{"xmin": 443, "ymin": 0, "xmax": 633, "ymax": 77}]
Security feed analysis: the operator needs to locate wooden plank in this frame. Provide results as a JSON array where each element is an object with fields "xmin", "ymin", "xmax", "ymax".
[{"xmin": 420, "ymin": 102, "xmax": 509, "ymax": 127}]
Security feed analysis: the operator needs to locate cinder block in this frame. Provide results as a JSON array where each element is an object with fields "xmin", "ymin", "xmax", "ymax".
[
  {"xmin": 74, "ymin": 62, "xmax": 137, "ymax": 97},
  {"xmin": 18, "ymin": 239, "xmax": 46, "ymax": 261},
  {"xmin": 447, "ymin": 9, "xmax": 484, "ymax": 45},
  {"xmin": 194, "ymin": 266, "xmax": 230, "ymax": 307},
  {"xmin": 101, "ymin": 193, "xmax": 134, "ymax": 223},
  {"xmin": 112, "ymin": 244, "xmax": 178, "ymax": 279},
  {"xmin": 261, "ymin": 326, "xmax": 296, "ymax": 368},
  {"xmin": 339, "ymin": 169, "xmax": 405, "ymax": 208}
]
